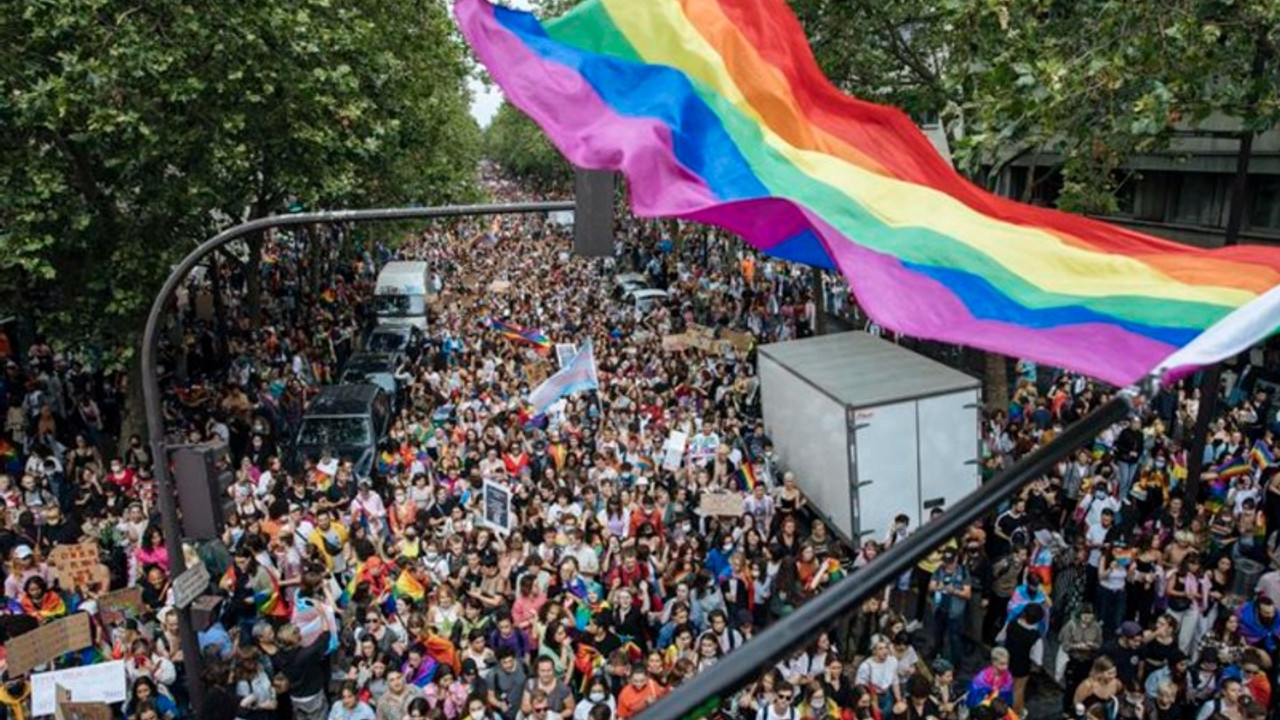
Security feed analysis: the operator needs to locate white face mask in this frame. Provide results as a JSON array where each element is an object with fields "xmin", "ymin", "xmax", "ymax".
[{"xmin": 589, "ymin": 692, "xmax": 606, "ymax": 703}]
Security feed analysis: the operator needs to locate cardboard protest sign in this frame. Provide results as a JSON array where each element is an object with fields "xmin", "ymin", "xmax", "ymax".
[
  {"xmin": 53, "ymin": 685, "xmax": 114, "ymax": 720},
  {"xmin": 6, "ymin": 613, "xmax": 92, "ymax": 677},
  {"xmin": 489, "ymin": 280, "xmax": 512, "ymax": 294},
  {"xmin": 47, "ymin": 543, "xmax": 107, "ymax": 592},
  {"xmin": 721, "ymin": 329, "xmax": 754, "ymax": 353},
  {"xmin": 661, "ymin": 334, "xmax": 691, "ymax": 353},
  {"xmin": 699, "ymin": 492, "xmax": 745, "ymax": 517},
  {"xmin": 95, "ymin": 587, "xmax": 144, "ymax": 625},
  {"xmin": 526, "ymin": 360, "xmax": 550, "ymax": 387}
]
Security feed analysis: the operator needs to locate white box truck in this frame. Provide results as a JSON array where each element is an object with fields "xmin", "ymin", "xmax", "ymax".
[
  {"xmin": 758, "ymin": 332, "xmax": 981, "ymax": 545},
  {"xmin": 374, "ymin": 261, "xmax": 432, "ymax": 330}
]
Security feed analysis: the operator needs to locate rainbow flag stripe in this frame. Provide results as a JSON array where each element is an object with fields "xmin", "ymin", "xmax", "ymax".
[
  {"xmin": 456, "ymin": 0, "xmax": 1280, "ymax": 386},
  {"xmin": 490, "ymin": 319, "xmax": 552, "ymax": 351}
]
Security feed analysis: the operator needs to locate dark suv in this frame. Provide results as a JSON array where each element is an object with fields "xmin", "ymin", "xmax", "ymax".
[{"xmin": 289, "ymin": 384, "xmax": 391, "ymax": 479}]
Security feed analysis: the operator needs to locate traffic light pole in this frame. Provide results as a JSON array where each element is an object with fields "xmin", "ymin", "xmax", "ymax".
[{"xmin": 140, "ymin": 201, "xmax": 573, "ymax": 713}]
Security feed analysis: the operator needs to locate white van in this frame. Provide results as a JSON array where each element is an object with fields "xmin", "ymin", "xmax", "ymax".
[{"xmin": 374, "ymin": 261, "xmax": 432, "ymax": 330}]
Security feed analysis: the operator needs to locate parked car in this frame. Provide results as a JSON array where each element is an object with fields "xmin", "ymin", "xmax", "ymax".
[
  {"xmin": 624, "ymin": 287, "xmax": 669, "ymax": 313},
  {"xmin": 612, "ymin": 272, "xmax": 649, "ymax": 299},
  {"xmin": 289, "ymin": 384, "xmax": 392, "ymax": 479},
  {"xmin": 339, "ymin": 353, "xmax": 402, "ymax": 402}
]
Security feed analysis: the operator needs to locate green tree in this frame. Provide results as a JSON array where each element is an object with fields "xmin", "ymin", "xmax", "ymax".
[
  {"xmin": 482, "ymin": 100, "xmax": 573, "ymax": 190},
  {"xmin": 1, "ymin": 0, "xmax": 479, "ymax": 441}
]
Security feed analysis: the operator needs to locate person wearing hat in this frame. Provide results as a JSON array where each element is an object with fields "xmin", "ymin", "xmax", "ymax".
[
  {"xmin": 1058, "ymin": 604, "xmax": 1102, "ymax": 715},
  {"xmin": 1102, "ymin": 621, "xmax": 1146, "ymax": 690},
  {"xmin": 928, "ymin": 547, "xmax": 971, "ymax": 666},
  {"xmin": 3, "ymin": 544, "xmax": 52, "ymax": 598}
]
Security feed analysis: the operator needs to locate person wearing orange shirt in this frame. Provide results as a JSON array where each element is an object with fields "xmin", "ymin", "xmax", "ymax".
[{"xmin": 616, "ymin": 666, "xmax": 666, "ymax": 720}]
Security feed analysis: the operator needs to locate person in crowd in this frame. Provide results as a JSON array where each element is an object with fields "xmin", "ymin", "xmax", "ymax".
[{"xmin": 9, "ymin": 170, "xmax": 1280, "ymax": 720}]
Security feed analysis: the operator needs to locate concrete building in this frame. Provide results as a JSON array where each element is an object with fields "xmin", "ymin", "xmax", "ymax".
[{"xmin": 988, "ymin": 114, "xmax": 1280, "ymax": 248}]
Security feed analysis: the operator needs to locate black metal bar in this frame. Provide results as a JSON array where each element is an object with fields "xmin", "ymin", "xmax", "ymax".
[
  {"xmin": 140, "ymin": 201, "xmax": 573, "ymax": 714},
  {"xmin": 1182, "ymin": 43, "xmax": 1263, "ymax": 502},
  {"xmin": 640, "ymin": 392, "xmax": 1135, "ymax": 720}
]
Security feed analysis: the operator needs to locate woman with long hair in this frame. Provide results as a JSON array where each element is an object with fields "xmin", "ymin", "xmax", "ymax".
[{"xmin": 1164, "ymin": 553, "xmax": 1208, "ymax": 654}]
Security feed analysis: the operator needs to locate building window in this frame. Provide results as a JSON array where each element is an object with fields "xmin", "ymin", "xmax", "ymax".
[
  {"xmin": 1171, "ymin": 173, "xmax": 1229, "ymax": 228},
  {"xmin": 1250, "ymin": 176, "xmax": 1280, "ymax": 230}
]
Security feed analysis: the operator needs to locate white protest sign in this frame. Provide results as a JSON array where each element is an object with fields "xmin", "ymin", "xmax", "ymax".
[
  {"xmin": 32, "ymin": 661, "xmax": 127, "ymax": 716},
  {"xmin": 662, "ymin": 430, "xmax": 688, "ymax": 471}
]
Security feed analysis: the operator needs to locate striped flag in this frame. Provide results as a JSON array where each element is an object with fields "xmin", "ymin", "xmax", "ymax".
[
  {"xmin": 527, "ymin": 340, "xmax": 600, "ymax": 416},
  {"xmin": 1252, "ymin": 440, "xmax": 1276, "ymax": 471}
]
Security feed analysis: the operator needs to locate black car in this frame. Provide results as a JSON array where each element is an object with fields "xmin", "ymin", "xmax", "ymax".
[{"xmin": 290, "ymin": 384, "xmax": 392, "ymax": 479}]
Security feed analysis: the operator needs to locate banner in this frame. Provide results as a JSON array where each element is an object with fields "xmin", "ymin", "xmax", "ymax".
[{"xmin": 32, "ymin": 661, "xmax": 127, "ymax": 716}]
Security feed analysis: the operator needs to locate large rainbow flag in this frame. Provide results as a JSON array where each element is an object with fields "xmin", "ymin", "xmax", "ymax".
[{"xmin": 456, "ymin": 0, "xmax": 1280, "ymax": 387}]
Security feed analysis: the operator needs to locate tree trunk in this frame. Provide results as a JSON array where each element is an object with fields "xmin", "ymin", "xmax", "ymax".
[
  {"xmin": 246, "ymin": 232, "xmax": 264, "ymax": 329},
  {"xmin": 983, "ymin": 351, "xmax": 1009, "ymax": 412},
  {"xmin": 118, "ymin": 349, "xmax": 147, "ymax": 456},
  {"xmin": 208, "ymin": 252, "xmax": 229, "ymax": 365}
]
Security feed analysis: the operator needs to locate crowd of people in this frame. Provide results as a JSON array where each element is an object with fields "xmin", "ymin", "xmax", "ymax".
[{"xmin": 1, "ymin": 169, "xmax": 1279, "ymax": 720}]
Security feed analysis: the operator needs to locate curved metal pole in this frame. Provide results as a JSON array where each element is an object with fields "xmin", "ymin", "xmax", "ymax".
[
  {"xmin": 639, "ymin": 392, "xmax": 1135, "ymax": 720},
  {"xmin": 140, "ymin": 201, "xmax": 572, "ymax": 712}
]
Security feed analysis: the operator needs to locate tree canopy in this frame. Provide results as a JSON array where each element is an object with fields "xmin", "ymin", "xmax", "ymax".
[
  {"xmin": 1, "ymin": 0, "xmax": 480, "ymax": 356},
  {"xmin": 789, "ymin": 0, "xmax": 1280, "ymax": 213},
  {"xmin": 482, "ymin": 101, "xmax": 573, "ymax": 191}
]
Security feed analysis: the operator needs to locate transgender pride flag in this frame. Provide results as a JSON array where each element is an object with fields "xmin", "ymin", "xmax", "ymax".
[{"xmin": 528, "ymin": 340, "xmax": 599, "ymax": 415}]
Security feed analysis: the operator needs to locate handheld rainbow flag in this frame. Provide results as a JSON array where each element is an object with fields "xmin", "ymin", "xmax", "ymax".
[
  {"xmin": 0, "ymin": 439, "xmax": 19, "ymax": 475},
  {"xmin": 490, "ymin": 319, "xmax": 552, "ymax": 353},
  {"xmin": 1252, "ymin": 440, "xmax": 1276, "ymax": 471},
  {"xmin": 736, "ymin": 459, "xmax": 757, "ymax": 492},
  {"xmin": 456, "ymin": 0, "xmax": 1280, "ymax": 387},
  {"xmin": 1211, "ymin": 453, "xmax": 1251, "ymax": 481}
]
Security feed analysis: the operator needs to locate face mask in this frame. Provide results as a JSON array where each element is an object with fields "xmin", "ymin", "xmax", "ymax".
[
  {"xmin": 1095, "ymin": 491, "xmax": 1107, "ymax": 500},
  {"xmin": 721, "ymin": 543, "xmax": 733, "ymax": 553},
  {"xmin": 682, "ymin": 523, "xmax": 693, "ymax": 533},
  {"xmin": 589, "ymin": 692, "xmax": 606, "ymax": 703},
  {"xmin": 810, "ymin": 699, "xmax": 825, "ymax": 710}
]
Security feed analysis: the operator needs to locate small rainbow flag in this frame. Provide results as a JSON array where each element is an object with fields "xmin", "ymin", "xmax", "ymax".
[
  {"xmin": 1212, "ymin": 453, "xmax": 1251, "ymax": 481},
  {"xmin": 222, "ymin": 566, "xmax": 291, "ymax": 619},
  {"xmin": 0, "ymin": 439, "xmax": 19, "ymax": 475},
  {"xmin": 490, "ymin": 319, "xmax": 552, "ymax": 353},
  {"xmin": 392, "ymin": 569, "xmax": 426, "ymax": 603},
  {"xmin": 1252, "ymin": 440, "xmax": 1276, "ymax": 471},
  {"xmin": 736, "ymin": 461, "xmax": 757, "ymax": 492},
  {"xmin": 376, "ymin": 451, "xmax": 399, "ymax": 475}
]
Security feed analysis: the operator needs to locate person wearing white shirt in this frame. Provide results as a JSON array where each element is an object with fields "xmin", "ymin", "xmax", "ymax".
[
  {"xmin": 1081, "ymin": 485, "xmax": 1121, "ymax": 530},
  {"xmin": 563, "ymin": 529, "xmax": 599, "ymax": 578},
  {"xmin": 854, "ymin": 636, "xmax": 900, "ymax": 712},
  {"xmin": 350, "ymin": 481, "xmax": 388, "ymax": 536}
]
